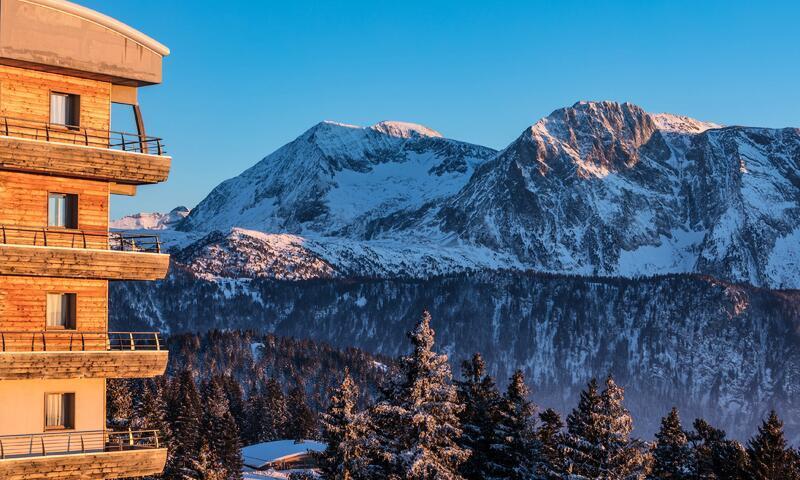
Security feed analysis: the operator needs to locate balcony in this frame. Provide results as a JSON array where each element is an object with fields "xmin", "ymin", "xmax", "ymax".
[
  {"xmin": 0, "ymin": 331, "xmax": 168, "ymax": 380},
  {"xmin": 0, "ymin": 226, "xmax": 169, "ymax": 280},
  {"xmin": 0, "ymin": 116, "xmax": 171, "ymax": 185},
  {"xmin": 0, "ymin": 430, "xmax": 166, "ymax": 480}
]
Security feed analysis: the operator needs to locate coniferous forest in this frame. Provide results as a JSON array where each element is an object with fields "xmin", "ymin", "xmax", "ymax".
[{"xmin": 110, "ymin": 314, "xmax": 800, "ymax": 479}]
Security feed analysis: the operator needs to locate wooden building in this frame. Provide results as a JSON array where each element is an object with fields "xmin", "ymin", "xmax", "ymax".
[{"xmin": 0, "ymin": 0, "xmax": 172, "ymax": 478}]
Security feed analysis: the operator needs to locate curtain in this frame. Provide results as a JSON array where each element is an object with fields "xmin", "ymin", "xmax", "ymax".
[
  {"xmin": 50, "ymin": 93, "xmax": 67, "ymax": 125},
  {"xmin": 45, "ymin": 393, "xmax": 64, "ymax": 428},
  {"xmin": 47, "ymin": 293, "xmax": 65, "ymax": 327}
]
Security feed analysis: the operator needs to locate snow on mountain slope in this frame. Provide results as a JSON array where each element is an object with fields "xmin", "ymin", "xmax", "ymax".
[
  {"xmin": 111, "ymin": 206, "xmax": 190, "ymax": 230},
  {"xmin": 424, "ymin": 101, "xmax": 800, "ymax": 287},
  {"xmin": 177, "ymin": 120, "xmax": 496, "ymax": 237},
  {"xmin": 120, "ymin": 101, "xmax": 800, "ymax": 288}
]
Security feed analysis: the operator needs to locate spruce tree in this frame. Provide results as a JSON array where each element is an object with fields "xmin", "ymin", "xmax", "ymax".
[
  {"xmin": 690, "ymin": 418, "xmax": 748, "ymax": 479},
  {"xmin": 455, "ymin": 353, "xmax": 503, "ymax": 480},
  {"xmin": 648, "ymin": 407, "xmax": 693, "ymax": 479},
  {"xmin": 494, "ymin": 370, "xmax": 539, "ymax": 480},
  {"xmin": 164, "ymin": 370, "xmax": 203, "ymax": 480},
  {"xmin": 537, "ymin": 408, "xmax": 565, "ymax": 479},
  {"xmin": 202, "ymin": 376, "xmax": 243, "ymax": 480},
  {"xmin": 368, "ymin": 310, "xmax": 469, "ymax": 479},
  {"xmin": 287, "ymin": 382, "xmax": 318, "ymax": 441},
  {"xmin": 560, "ymin": 376, "xmax": 649, "ymax": 479},
  {"xmin": 746, "ymin": 411, "xmax": 799, "ymax": 480},
  {"xmin": 246, "ymin": 377, "xmax": 288, "ymax": 442},
  {"xmin": 319, "ymin": 369, "xmax": 370, "ymax": 480}
]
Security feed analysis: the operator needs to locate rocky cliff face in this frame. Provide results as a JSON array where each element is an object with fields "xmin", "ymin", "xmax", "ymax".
[{"xmin": 110, "ymin": 269, "xmax": 800, "ymax": 441}]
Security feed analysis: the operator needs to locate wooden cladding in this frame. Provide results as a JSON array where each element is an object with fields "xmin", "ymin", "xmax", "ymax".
[
  {"xmin": 0, "ymin": 244, "xmax": 170, "ymax": 281},
  {"xmin": 0, "ymin": 447, "xmax": 168, "ymax": 479},
  {"xmin": 0, "ymin": 136, "xmax": 171, "ymax": 185},
  {"xmin": 0, "ymin": 351, "xmax": 168, "ymax": 380},
  {"xmin": 0, "ymin": 276, "xmax": 106, "ymax": 331},
  {"xmin": 0, "ymin": 65, "xmax": 110, "ymax": 130},
  {"xmin": 0, "ymin": 170, "xmax": 108, "ymax": 241}
]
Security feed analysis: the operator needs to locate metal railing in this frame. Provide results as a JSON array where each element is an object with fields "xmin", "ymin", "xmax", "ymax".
[
  {"xmin": 0, "ymin": 429, "xmax": 161, "ymax": 459},
  {"xmin": 0, "ymin": 225, "xmax": 162, "ymax": 253},
  {"xmin": 0, "ymin": 116, "xmax": 165, "ymax": 155},
  {"xmin": 0, "ymin": 331, "xmax": 163, "ymax": 352}
]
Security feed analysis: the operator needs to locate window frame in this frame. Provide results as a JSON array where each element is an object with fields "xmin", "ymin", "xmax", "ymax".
[
  {"xmin": 45, "ymin": 292, "xmax": 77, "ymax": 330},
  {"xmin": 49, "ymin": 91, "xmax": 81, "ymax": 129},
  {"xmin": 47, "ymin": 192, "xmax": 79, "ymax": 229},
  {"xmin": 43, "ymin": 392, "xmax": 76, "ymax": 431}
]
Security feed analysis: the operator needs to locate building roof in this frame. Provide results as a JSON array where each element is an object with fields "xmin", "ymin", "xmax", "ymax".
[
  {"xmin": 241, "ymin": 440, "xmax": 326, "ymax": 469},
  {"xmin": 28, "ymin": 0, "xmax": 169, "ymax": 56},
  {"xmin": 0, "ymin": 0, "xmax": 169, "ymax": 85}
]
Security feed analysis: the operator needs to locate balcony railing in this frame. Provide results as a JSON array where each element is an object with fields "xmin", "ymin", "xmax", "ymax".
[
  {"xmin": 0, "ymin": 430, "xmax": 161, "ymax": 459},
  {"xmin": 0, "ymin": 225, "xmax": 162, "ymax": 253},
  {"xmin": 0, "ymin": 331, "xmax": 163, "ymax": 352},
  {"xmin": 0, "ymin": 116, "xmax": 165, "ymax": 155}
]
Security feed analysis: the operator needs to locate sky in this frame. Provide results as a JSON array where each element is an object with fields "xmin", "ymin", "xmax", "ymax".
[{"xmin": 79, "ymin": 0, "xmax": 800, "ymax": 219}]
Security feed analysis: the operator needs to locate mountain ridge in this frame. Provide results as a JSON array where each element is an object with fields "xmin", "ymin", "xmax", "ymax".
[{"xmin": 117, "ymin": 100, "xmax": 800, "ymax": 289}]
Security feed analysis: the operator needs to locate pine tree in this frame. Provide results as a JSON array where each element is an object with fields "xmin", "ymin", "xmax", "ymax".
[
  {"xmin": 202, "ymin": 376, "xmax": 243, "ymax": 480},
  {"xmin": 560, "ymin": 376, "xmax": 650, "ymax": 479},
  {"xmin": 287, "ymin": 382, "xmax": 318, "ymax": 441},
  {"xmin": 494, "ymin": 370, "xmax": 539, "ymax": 480},
  {"xmin": 319, "ymin": 369, "xmax": 370, "ymax": 480},
  {"xmin": 368, "ymin": 310, "xmax": 469, "ymax": 479},
  {"xmin": 164, "ymin": 370, "xmax": 203, "ymax": 480},
  {"xmin": 648, "ymin": 407, "xmax": 693, "ymax": 479},
  {"xmin": 537, "ymin": 408, "xmax": 565, "ymax": 479},
  {"xmin": 455, "ymin": 353, "xmax": 503, "ymax": 480},
  {"xmin": 690, "ymin": 418, "xmax": 748, "ymax": 480},
  {"xmin": 746, "ymin": 411, "xmax": 799, "ymax": 480},
  {"xmin": 246, "ymin": 377, "xmax": 288, "ymax": 443}
]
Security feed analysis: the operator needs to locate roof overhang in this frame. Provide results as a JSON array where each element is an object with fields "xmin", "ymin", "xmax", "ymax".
[{"xmin": 0, "ymin": 0, "xmax": 169, "ymax": 86}]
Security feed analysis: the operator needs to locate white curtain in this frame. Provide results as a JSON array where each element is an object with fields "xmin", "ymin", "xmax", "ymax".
[
  {"xmin": 50, "ymin": 93, "xmax": 67, "ymax": 125},
  {"xmin": 46, "ymin": 293, "xmax": 65, "ymax": 327},
  {"xmin": 45, "ymin": 393, "xmax": 64, "ymax": 428},
  {"xmin": 48, "ymin": 194, "xmax": 66, "ymax": 227}
]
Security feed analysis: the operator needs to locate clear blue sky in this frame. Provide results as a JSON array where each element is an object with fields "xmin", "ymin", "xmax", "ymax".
[{"xmin": 80, "ymin": 0, "xmax": 800, "ymax": 219}]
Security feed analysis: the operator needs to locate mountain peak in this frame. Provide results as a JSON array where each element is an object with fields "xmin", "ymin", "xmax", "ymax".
[
  {"xmin": 370, "ymin": 121, "xmax": 443, "ymax": 139},
  {"xmin": 651, "ymin": 113, "xmax": 722, "ymax": 133}
]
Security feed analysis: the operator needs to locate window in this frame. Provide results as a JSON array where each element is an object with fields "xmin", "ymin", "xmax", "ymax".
[
  {"xmin": 45, "ymin": 393, "xmax": 75, "ymax": 430},
  {"xmin": 48, "ymin": 193, "xmax": 78, "ymax": 228},
  {"xmin": 50, "ymin": 92, "xmax": 80, "ymax": 127},
  {"xmin": 46, "ymin": 293, "xmax": 76, "ymax": 329}
]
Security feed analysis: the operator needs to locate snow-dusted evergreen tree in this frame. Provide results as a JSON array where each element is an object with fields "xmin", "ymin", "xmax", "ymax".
[
  {"xmin": 246, "ymin": 377, "xmax": 288, "ymax": 443},
  {"xmin": 648, "ymin": 407, "xmax": 693, "ymax": 479},
  {"xmin": 202, "ymin": 376, "xmax": 243, "ymax": 480},
  {"xmin": 319, "ymin": 369, "xmax": 370, "ymax": 480},
  {"xmin": 537, "ymin": 408, "xmax": 565, "ymax": 479},
  {"xmin": 690, "ymin": 418, "xmax": 748, "ymax": 479},
  {"xmin": 560, "ymin": 376, "xmax": 650, "ymax": 479},
  {"xmin": 287, "ymin": 381, "xmax": 318, "ymax": 441},
  {"xmin": 494, "ymin": 370, "xmax": 539, "ymax": 480},
  {"xmin": 746, "ymin": 411, "xmax": 799, "ymax": 480},
  {"xmin": 164, "ymin": 370, "xmax": 203, "ymax": 480},
  {"xmin": 368, "ymin": 310, "xmax": 469, "ymax": 479},
  {"xmin": 455, "ymin": 353, "xmax": 503, "ymax": 480}
]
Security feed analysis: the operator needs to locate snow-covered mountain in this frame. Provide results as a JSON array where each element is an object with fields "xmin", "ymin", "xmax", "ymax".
[
  {"xmin": 111, "ymin": 206, "xmax": 190, "ymax": 230},
  {"xmin": 426, "ymin": 101, "xmax": 800, "ymax": 288},
  {"xmin": 177, "ymin": 120, "xmax": 496, "ymax": 237},
  {"xmin": 120, "ymin": 101, "xmax": 799, "ymax": 288}
]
